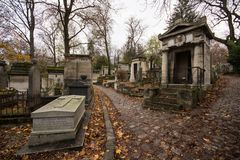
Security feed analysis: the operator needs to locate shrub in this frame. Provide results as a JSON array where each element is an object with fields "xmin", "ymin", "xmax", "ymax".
[{"xmin": 228, "ymin": 41, "xmax": 240, "ymax": 73}]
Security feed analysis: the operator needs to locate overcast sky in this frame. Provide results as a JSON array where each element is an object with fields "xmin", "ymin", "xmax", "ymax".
[{"xmin": 111, "ymin": 0, "xmax": 170, "ymax": 50}]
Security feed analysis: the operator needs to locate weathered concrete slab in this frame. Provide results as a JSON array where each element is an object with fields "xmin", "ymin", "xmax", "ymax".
[
  {"xmin": 64, "ymin": 55, "xmax": 93, "ymax": 105},
  {"xmin": 28, "ymin": 95, "xmax": 85, "ymax": 146},
  {"xmin": 16, "ymin": 110, "xmax": 91, "ymax": 155}
]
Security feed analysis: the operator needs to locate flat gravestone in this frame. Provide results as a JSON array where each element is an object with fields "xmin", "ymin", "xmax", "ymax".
[{"xmin": 17, "ymin": 95, "xmax": 90, "ymax": 155}]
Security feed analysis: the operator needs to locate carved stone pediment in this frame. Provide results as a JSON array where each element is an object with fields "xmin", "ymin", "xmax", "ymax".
[{"xmin": 175, "ymin": 34, "xmax": 186, "ymax": 46}]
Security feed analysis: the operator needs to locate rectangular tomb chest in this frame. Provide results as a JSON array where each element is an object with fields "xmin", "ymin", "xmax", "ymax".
[{"xmin": 28, "ymin": 95, "xmax": 85, "ymax": 146}]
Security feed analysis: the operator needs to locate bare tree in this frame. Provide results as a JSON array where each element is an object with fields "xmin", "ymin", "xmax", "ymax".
[
  {"xmin": 144, "ymin": 0, "xmax": 172, "ymax": 16},
  {"xmin": 89, "ymin": 1, "xmax": 112, "ymax": 75},
  {"xmin": 122, "ymin": 17, "xmax": 146, "ymax": 64},
  {"xmin": 210, "ymin": 41, "xmax": 228, "ymax": 66},
  {"xmin": 41, "ymin": 0, "xmax": 97, "ymax": 57},
  {"xmin": 196, "ymin": 0, "xmax": 240, "ymax": 47},
  {"xmin": 148, "ymin": 0, "xmax": 240, "ymax": 47},
  {"xmin": 39, "ymin": 22, "xmax": 59, "ymax": 66},
  {"xmin": 0, "ymin": 0, "xmax": 37, "ymax": 59},
  {"xmin": 126, "ymin": 17, "xmax": 146, "ymax": 54}
]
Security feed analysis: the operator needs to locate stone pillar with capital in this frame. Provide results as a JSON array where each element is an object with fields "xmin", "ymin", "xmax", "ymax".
[
  {"xmin": 161, "ymin": 51, "xmax": 168, "ymax": 84},
  {"xmin": 129, "ymin": 62, "xmax": 135, "ymax": 82}
]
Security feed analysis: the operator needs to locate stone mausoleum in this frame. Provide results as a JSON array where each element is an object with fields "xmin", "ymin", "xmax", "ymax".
[
  {"xmin": 144, "ymin": 17, "xmax": 214, "ymax": 109},
  {"xmin": 129, "ymin": 54, "xmax": 148, "ymax": 83},
  {"xmin": 159, "ymin": 17, "xmax": 213, "ymax": 87}
]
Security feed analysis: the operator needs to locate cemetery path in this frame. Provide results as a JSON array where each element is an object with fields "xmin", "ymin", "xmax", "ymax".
[{"xmin": 96, "ymin": 75, "xmax": 240, "ymax": 160}]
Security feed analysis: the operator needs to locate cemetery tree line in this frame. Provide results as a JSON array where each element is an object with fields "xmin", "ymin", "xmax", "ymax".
[
  {"xmin": 0, "ymin": 0, "xmax": 239, "ymax": 72},
  {"xmin": 0, "ymin": 0, "xmax": 113, "ymax": 73},
  {"xmin": 0, "ymin": 0, "xmax": 36, "ymax": 59},
  {"xmin": 148, "ymin": 0, "xmax": 240, "ymax": 72}
]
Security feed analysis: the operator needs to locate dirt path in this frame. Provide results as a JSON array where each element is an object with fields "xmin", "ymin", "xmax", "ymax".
[{"xmin": 96, "ymin": 75, "xmax": 240, "ymax": 160}]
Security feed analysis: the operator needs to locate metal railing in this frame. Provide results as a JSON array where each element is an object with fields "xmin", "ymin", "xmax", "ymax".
[
  {"xmin": 0, "ymin": 91, "xmax": 29, "ymax": 117},
  {"xmin": 191, "ymin": 66, "xmax": 205, "ymax": 87}
]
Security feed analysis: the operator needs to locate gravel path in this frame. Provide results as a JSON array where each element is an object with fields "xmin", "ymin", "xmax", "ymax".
[{"xmin": 96, "ymin": 75, "xmax": 240, "ymax": 160}]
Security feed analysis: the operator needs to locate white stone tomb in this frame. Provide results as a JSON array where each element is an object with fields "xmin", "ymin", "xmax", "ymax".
[{"xmin": 28, "ymin": 95, "xmax": 85, "ymax": 146}]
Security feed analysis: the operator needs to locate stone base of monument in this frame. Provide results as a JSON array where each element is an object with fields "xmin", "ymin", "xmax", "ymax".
[
  {"xmin": 64, "ymin": 79, "xmax": 93, "ymax": 106},
  {"xmin": 16, "ymin": 95, "xmax": 91, "ymax": 155}
]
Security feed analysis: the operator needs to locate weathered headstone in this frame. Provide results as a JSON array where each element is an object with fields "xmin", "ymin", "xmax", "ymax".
[
  {"xmin": 28, "ymin": 95, "xmax": 85, "ymax": 146},
  {"xmin": 64, "ymin": 55, "xmax": 93, "ymax": 105},
  {"xmin": 8, "ymin": 62, "xmax": 32, "ymax": 91},
  {"xmin": 0, "ymin": 61, "xmax": 8, "ymax": 89},
  {"xmin": 41, "ymin": 66, "xmax": 64, "ymax": 96}
]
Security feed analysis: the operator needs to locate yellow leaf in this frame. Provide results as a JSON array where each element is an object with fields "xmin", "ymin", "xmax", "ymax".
[
  {"xmin": 117, "ymin": 130, "xmax": 123, "ymax": 138},
  {"xmin": 116, "ymin": 149, "xmax": 121, "ymax": 154},
  {"xmin": 203, "ymin": 138, "xmax": 211, "ymax": 143},
  {"xmin": 22, "ymin": 155, "xmax": 29, "ymax": 160},
  {"xmin": 79, "ymin": 150, "xmax": 85, "ymax": 156},
  {"xmin": 91, "ymin": 154, "xmax": 99, "ymax": 160}
]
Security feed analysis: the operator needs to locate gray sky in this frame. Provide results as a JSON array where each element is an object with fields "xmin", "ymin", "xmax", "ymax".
[
  {"xmin": 110, "ymin": 0, "xmax": 229, "ymax": 51},
  {"xmin": 111, "ymin": 0, "xmax": 169, "ymax": 50}
]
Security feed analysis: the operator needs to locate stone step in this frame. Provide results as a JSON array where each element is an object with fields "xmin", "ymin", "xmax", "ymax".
[
  {"xmin": 160, "ymin": 88, "xmax": 178, "ymax": 94},
  {"xmin": 144, "ymin": 100, "xmax": 182, "ymax": 110},
  {"xmin": 151, "ymin": 97, "xmax": 177, "ymax": 104},
  {"xmin": 159, "ymin": 92, "xmax": 177, "ymax": 99},
  {"xmin": 166, "ymin": 84, "xmax": 193, "ymax": 89}
]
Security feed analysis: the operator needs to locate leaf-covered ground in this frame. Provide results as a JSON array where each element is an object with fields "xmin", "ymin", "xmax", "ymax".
[
  {"xmin": 96, "ymin": 75, "xmax": 240, "ymax": 159},
  {"xmin": 1, "ymin": 75, "xmax": 240, "ymax": 160},
  {"xmin": 0, "ymin": 89, "xmax": 106, "ymax": 160}
]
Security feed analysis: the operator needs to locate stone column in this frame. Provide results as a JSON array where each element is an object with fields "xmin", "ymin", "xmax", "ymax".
[
  {"xmin": 28, "ymin": 60, "xmax": 41, "ymax": 109},
  {"xmin": 204, "ymin": 43, "xmax": 211, "ymax": 85},
  {"xmin": 141, "ymin": 61, "xmax": 148, "ymax": 78},
  {"xmin": 0, "ymin": 61, "xmax": 8, "ymax": 89},
  {"xmin": 193, "ymin": 44, "xmax": 203, "ymax": 85},
  {"xmin": 161, "ymin": 51, "xmax": 168, "ymax": 84},
  {"xmin": 129, "ymin": 62, "xmax": 135, "ymax": 82}
]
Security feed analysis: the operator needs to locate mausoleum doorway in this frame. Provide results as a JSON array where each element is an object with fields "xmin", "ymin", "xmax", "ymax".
[{"xmin": 173, "ymin": 51, "xmax": 192, "ymax": 84}]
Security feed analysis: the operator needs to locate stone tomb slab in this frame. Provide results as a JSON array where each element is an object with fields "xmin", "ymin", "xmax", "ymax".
[
  {"xmin": 17, "ymin": 95, "xmax": 90, "ymax": 155},
  {"xmin": 29, "ymin": 95, "xmax": 85, "ymax": 146}
]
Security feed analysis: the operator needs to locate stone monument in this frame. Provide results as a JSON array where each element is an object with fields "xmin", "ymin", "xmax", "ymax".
[
  {"xmin": 8, "ymin": 62, "xmax": 32, "ymax": 91},
  {"xmin": 129, "ymin": 54, "xmax": 148, "ymax": 82},
  {"xmin": 28, "ymin": 60, "xmax": 41, "ymax": 110},
  {"xmin": 144, "ymin": 17, "xmax": 214, "ymax": 110},
  {"xmin": 28, "ymin": 95, "xmax": 85, "ymax": 146},
  {"xmin": 64, "ymin": 55, "xmax": 93, "ymax": 105},
  {"xmin": 158, "ymin": 17, "xmax": 213, "ymax": 87}
]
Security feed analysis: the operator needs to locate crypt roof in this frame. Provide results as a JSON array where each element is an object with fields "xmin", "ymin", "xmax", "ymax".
[
  {"xmin": 132, "ymin": 53, "xmax": 146, "ymax": 60},
  {"xmin": 158, "ymin": 17, "xmax": 214, "ymax": 41}
]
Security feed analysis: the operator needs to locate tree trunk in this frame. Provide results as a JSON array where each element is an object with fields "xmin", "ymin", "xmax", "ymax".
[
  {"xmin": 53, "ymin": 51, "xmax": 57, "ymax": 66},
  {"xmin": 64, "ymin": 24, "xmax": 70, "ymax": 56},
  {"xmin": 104, "ymin": 35, "xmax": 111, "ymax": 75},
  {"xmin": 29, "ymin": 0, "xmax": 35, "ymax": 60},
  {"xmin": 30, "ymin": 29, "xmax": 35, "ymax": 59}
]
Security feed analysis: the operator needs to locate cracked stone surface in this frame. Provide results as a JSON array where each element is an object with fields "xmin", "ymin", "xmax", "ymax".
[{"xmin": 96, "ymin": 75, "xmax": 240, "ymax": 159}]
